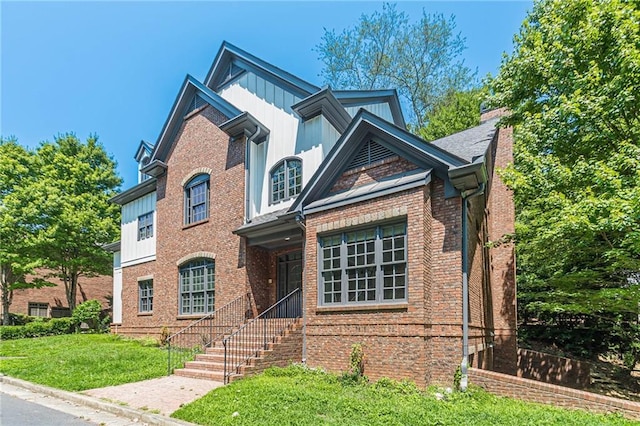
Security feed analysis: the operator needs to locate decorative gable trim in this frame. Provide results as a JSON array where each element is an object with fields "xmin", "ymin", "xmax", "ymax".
[
  {"xmin": 290, "ymin": 109, "xmax": 468, "ymax": 213},
  {"xmin": 334, "ymin": 89, "xmax": 406, "ymax": 128},
  {"xmin": 292, "ymin": 87, "xmax": 352, "ymax": 133},
  {"xmin": 204, "ymin": 41, "xmax": 320, "ymax": 98}
]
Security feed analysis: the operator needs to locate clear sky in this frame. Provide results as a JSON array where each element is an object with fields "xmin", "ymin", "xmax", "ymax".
[{"xmin": 1, "ymin": 1, "xmax": 532, "ymax": 190}]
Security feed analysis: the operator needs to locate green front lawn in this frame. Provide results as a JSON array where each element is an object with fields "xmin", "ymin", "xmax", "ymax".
[
  {"xmin": 0, "ymin": 333, "xmax": 167, "ymax": 391},
  {"xmin": 172, "ymin": 365, "xmax": 634, "ymax": 426}
]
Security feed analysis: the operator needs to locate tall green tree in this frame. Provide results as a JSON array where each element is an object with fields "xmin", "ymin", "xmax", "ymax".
[
  {"xmin": 32, "ymin": 134, "xmax": 122, "ymax": 311},
  {"xmin": 491, "ymin": 0, "xmax": 640, "ymax": 367},
  {"xmin": 418, "ymin": 88, "xmax": 487, "ymax": 141},
  {"xmin": 0, "ymin": 139, "xmax": 52, "ymax": 325},
  {"xmin": 316, "ymin": 2, "xmax": 476, "ymax": 130}
]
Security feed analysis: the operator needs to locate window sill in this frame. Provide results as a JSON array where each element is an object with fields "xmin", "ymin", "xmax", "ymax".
[
  {"xmin": 177, "ymin": 314, "xmax": 211, "ymax": 320},
  {"xmin": 137, "ymin": 312, "xmax": 153, "ymax": 316},
  {"xmin": 182, "ymin": 218, "xmax": 209, "ymax": 230},
  {"xmin": 316, "ymin": 302, "xmax": 408, "ymax": 314}
]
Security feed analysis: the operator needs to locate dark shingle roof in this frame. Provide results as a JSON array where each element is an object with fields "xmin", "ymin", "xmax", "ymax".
[{"xmin": 429, "ymin": 117, "xmax": 499, "ymax": 163}]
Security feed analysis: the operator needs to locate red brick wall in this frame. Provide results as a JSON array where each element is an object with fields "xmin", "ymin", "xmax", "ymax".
[
  {"xmin": 517, "ymin": 348, "xmax": 591, "ymax": 389},
  {"xmin": 115, "ymin": 105, "xmax": 269, "ymax": 338},
  {"xmin": 483, "ymin": 109, "xmax": 518, "ymax": 375},
  {"xmin": 470, "ymin": 368, "xmax": 640, "ymax": 420},
  {"xmin": 304, "ymin": 187, "xmax": 431, "ymax": 386},
  {"xmin": 240, "ymin": 321, "xmax": 303, "ymax": 378},
  {"xmin": 8, "ymin": 269, "xmax": 111, "ymax": 317},
  {"xmin": 330, "ymin": 157, "xmax": 418, "ymax": 193}
]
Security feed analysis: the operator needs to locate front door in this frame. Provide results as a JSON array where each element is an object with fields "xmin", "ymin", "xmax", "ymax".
[{"xmin": 277, "ymin": 251, "xmax": 302, "ymax": 301}]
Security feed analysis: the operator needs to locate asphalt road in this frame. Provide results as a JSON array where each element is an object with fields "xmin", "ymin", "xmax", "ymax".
[{"xmin": 0, "ymin": 392, "xmax": 96, "ymax": 426}]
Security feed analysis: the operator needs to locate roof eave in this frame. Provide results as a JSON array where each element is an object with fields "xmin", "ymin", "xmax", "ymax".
[{"xmin": 109, "ymin": 178, "xmax": 157, "ymax": 205}]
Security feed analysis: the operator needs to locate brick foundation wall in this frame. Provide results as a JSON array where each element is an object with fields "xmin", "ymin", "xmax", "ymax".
[
  {"xmin": 517, "ymin": 348, "xmax": 591, "ymax": 389},
  {"xmin": 241, "ymin": 322, "xmax": 303, "ymax": 378},
  {"xmin": 469, "ymin": 367, "xmax": 640, "ymax": 420}
]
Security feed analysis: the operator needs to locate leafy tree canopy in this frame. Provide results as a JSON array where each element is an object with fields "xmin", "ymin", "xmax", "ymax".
[
  {"xmin": 0, "ymin": 134, "xmax": 121, "ymax": 316},
  {"xmin": 491, "ymin": 0, "xmax": 640, "ymax": 366},
  {"xmin": 316, "ymin": 2, "xmax": 476, "ymax": 131},
  {"xmin": 0, "ymin": 139, "xmax": 52, "ymax": 324},
  {"xmin": 418, "ymin": 88, "xmax": 487, "ymax": 141}
]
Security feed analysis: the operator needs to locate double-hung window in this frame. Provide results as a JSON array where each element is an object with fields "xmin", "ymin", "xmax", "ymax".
[
  {"xmin": 184, "ymin": 174, "xmax": 209, "ymax": 225},
  {"xmin": 179, "ymin": 259, "xmax": 215, "ymax": 315},
  {"xmin": 271, "ymin": 158, "xmax": 302, "ymax": 203},
  {"xmin": 138, "ymin": 279, "xmax": 153, "ymax": 313},
  {"xmin": 319, "ymin": 222, "xmax": 407, "ymax": 305},
  {"xmin": 137, "ymin": 212, "xmax": 154, "ymax": 240}
]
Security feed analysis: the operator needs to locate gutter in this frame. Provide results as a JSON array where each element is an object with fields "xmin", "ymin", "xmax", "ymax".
[{"xmin": 460, "ymin": 183, "xmax": 485, "ymax": 391}]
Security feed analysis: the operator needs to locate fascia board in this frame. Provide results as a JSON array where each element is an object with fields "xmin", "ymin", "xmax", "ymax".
[
  {"xmin": 205, "ymin": 41, "xmax": 319, "ymax": 98},
  {"xmin": 109, "ymin": 178, "xmax": 157, "ymax": 205},
  {"xmin": 220, "ymin": 112, "xmax": 270, "ymax": 142},
  {"xmin": 291, "ymin": 88, "xmax": 352, "ymax": 133}
]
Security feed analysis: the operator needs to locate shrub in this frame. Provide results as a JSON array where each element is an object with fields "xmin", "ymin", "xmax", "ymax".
[
  {"xmin": 0, "ymin": 317, "xmax": 75, "ymax": 340},
  {"xmin": 71, "ymin": 300, "xmax": 103, "ymax": 332}
]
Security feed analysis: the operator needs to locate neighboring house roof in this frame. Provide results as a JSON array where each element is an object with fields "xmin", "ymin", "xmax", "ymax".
[{"xmin": 204, "ymin": 41, "xmax": 320, "ymax": 98}]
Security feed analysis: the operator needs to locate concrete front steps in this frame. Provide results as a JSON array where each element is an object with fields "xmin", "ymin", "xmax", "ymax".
[{"xmin": 173, "ymin": 319, "xmax": 302, "ymax": 383}]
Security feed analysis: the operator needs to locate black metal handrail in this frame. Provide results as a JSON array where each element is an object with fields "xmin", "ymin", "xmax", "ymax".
[
  {"xmin": 222, "ymin": 288, "xmax": 301, "ymax": 384},
  {"xmin": 167, "ymin": 292, "xmax": 252, "ymax": 375}
]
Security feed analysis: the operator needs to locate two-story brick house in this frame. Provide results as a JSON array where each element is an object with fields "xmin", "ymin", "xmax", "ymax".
[{"xmin": 108, "ymin": 41, "xmax": 516, "ymax": 387}]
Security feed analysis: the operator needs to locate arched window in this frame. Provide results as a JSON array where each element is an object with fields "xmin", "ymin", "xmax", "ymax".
[
  {"xmin": 270, "ymin": 158, "xmax": 302, "ymax": 204},
  {"xmin": 179, "ymin": 259, "xmax": 215, "ymax": 315},
  {"xmin": 184, "ymin": 174, "xmax": 209, "ymax": 225}
]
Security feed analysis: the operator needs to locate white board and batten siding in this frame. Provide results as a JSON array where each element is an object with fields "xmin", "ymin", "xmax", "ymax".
[
  {"xmin": 219, "ymin": 72, "xmax": 342, "ymax": 219},
  {"xmin": 345, "ymin": 102, "xmax": 394, "ymax": 122},
  {"xmin": 120, "ymin": 191, "xmax": 156, "ymax": 267}
]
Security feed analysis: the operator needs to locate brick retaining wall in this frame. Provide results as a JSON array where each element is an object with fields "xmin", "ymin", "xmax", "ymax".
[
  {"xmin": 517, "ymin": 348, "xmax": 591, "ymax": 389},
  {"xmin": 469, "ymin": 367, "xmax": 640, "ymax": 420}
]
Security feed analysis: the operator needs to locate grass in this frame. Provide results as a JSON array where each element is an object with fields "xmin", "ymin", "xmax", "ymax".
[
  {"xmin": 0, "ymin": 333, "xmax": 167, "ymax": 391},
  {"xmin": 171, "ymin": 365, "xmax": 635, "ymax": 426}
]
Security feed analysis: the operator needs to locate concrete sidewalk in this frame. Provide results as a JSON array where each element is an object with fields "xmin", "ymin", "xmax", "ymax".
[{"xmin": 0, "ymin": 374, "xmax": 222, "ymax": 425}]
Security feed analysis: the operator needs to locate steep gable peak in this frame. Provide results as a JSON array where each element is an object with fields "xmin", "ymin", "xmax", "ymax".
[{"xmin": 204, "ymin": 41, "xmax": 320, "ymax": 98}]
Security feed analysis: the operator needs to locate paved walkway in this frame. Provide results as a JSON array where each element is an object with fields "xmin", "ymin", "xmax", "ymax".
[
  {"xmin": 0, "ymin": 374, "xmax": 223, "ymax": 425},
  {"xmin": 84, "ymin": 375, "xmax": 223, "ymax": 416}
]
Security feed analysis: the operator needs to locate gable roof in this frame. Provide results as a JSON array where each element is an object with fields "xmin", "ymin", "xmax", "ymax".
[
  {"xmin": 291, "ymin": 109, "xmax": 469, "ymax": 212},
  {"xmin": 134, "ymin": 140, "xmax": 154, "ymax": 162},
  {"xmin": 149, "ymin": 75, "xmax": 242, "ymax": 164},
  {"xmin": 204, "ymin": 41, "xmax": 320, "ymax": 98},
  {"xmin": 291, "ymin": 87, "xmax": 353, "ymax": 133},
  {"xmin": 333, "ymin": 89, "xmax": 405, "ymax": 128}
]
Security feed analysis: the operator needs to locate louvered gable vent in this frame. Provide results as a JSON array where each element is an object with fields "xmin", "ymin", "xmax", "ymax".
[
  {"xmin": 348, "ymin": 140, "xmax": 395, "ymax": 170},
  {"xmin": 187, "ymin": 94, "xmax": 208, "ymax": 114}
]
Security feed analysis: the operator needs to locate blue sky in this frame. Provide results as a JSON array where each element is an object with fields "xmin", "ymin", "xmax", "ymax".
[{"xmin": 1, "ymin": 1, "xmax": 532, "ymax": 190}]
